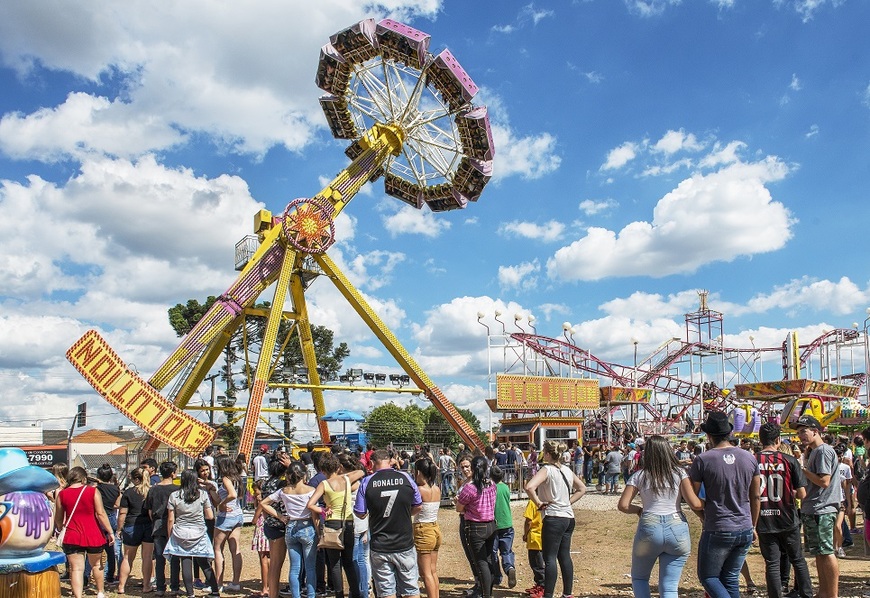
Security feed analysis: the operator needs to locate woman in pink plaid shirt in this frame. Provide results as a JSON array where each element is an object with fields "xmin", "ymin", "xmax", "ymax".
[{"xmin": 456, "ymin": 456, "xmax": 498, "ymax": 598}]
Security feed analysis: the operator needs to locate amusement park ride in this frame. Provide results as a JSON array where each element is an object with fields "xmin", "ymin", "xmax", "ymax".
[
  {"xmin": 66, "ymin": 18, "xmax": 493, "ymax": 457},
  {"xmin": 484, "ymin": 291, "xmax": 870, "ymax": 448}
]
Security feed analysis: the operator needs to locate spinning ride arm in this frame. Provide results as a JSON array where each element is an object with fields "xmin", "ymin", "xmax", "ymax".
[
  {"xmin": 315, "ymin": 252, "xmax": 484, "ymax": 450},
  {"xmin": 141, "ymin": 124, "xmax": 405, "ymax": 456},
  {"xmin": 70, "ymin": 17, "xmax": 492, "ymax": 458}
]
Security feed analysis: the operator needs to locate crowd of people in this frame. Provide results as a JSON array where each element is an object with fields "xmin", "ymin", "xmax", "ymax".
[{"xmin": 47, "ymin": 417, "xmax": 870, "ymax": 598}]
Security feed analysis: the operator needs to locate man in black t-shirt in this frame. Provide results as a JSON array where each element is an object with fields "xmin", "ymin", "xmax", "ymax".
[
  {"xmin": 755, "ymin": 423, "xmax": 811, "ymax": 598},
  {"xmin": 354, "ymin": 449, "xmax": 423, "ymax": 598},
  {"xmin": 95, "ymin": 463, "xmax": 121, "ymax": 584},
  {"xmin": 145, "ymin": 460, "xmax": 178, "ymax": 595}
]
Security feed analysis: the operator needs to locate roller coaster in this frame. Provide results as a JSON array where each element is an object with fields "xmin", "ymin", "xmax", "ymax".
[{"xmin": 484, "ymin": 293, "xmax": 869, "ymax": 444}]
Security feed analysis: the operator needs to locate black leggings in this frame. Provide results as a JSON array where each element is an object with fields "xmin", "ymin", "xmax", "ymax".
[
  {"xmin": 325, "ymin": 520, "xmax": 361, "ymax": 598},
  {"xmin": 192, "ymin": 518, "xmax": 215, "ymax": 580},
  {"xmin": 171, "ymin": 555, "xmax": 218, "ymax": 596},
  {"xmin": 463, "ymin": 520, "xmax": 496, "ymax": 598},
  {"xmin": 542, "ymin": 516, "xmax": 575, "ymax": 598}
]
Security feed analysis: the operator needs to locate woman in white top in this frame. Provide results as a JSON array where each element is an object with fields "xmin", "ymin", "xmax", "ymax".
[
  {"xmin": 525, "ymin": 441, "xmax": 586, "ymax": 598},
  {"xmin": 414, "ymin": 457, "xmax": 442, "ymax": 598},
  {"xmin": 261, "ymin": 462, "xmax": 317, "ymax": 598},
  {"xmin": 617, "ymin": 435, "xmax": 704, "ymax": 598}
]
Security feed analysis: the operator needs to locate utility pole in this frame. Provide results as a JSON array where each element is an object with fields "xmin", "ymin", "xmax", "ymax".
[{"xmin": 205, "ymin": 373, "xmax": 220, "ymax": 426}]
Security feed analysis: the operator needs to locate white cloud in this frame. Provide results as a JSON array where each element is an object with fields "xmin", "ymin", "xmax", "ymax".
[
  {"xmin": 0, "ymin": 93, "xmax": 186, "ymax": 161},
  {"xmin": 805, "ymin": 124, "xmax": 819, "ymax": 138},
  {"xmin": 0, "ymin": 2, "xmax": 442, "ymax": 160},
  {"xmin": 599, "ymin": 290, "xmax": 703, "ymax": 321},
  {"xmin": 412, "ymin": 296, "xmax": 530, "ymax": 357},
  {"xmin": 520, "ymin": 4, "xmax": 555, "ymax": 25},
  {"xmin": 493, "ymin": 3, "xmax": 554, "ymax": 34},
  {"xmin": 601, "ymin": 142, "xmax": 639, "ymax": 171},
  {"xmin": 381, "ymin": 204, "xmax": 451, "ymax": 238},
  {"xmin": 548, "ymin": 155, "xmax": 794, "ymax": 281},
  {"xmin": 790, "ymin": 73, "xmax": 803, "ymax": 91},
  {"xmin": 0, "ymin": 155, "xmax": 258, "ymax": 302},
  {"xmin": 481, "ymin": 90, "xmax": 561, "ymax": 180},
  {"xmin": 792, "ymin": 0, "xmax": 843, "ymax": 22},
  {"xmin": 625, "ymin": 0, "xmax": 682, "ymax": 18},
  {"xmin": 579, "ymin": 198, "xmax": 617, "ymax": 216},
  {"xmin": 652, "ymin": 129, "xmax": 704, "ymax": 155},
  {"xmin": 344, "ymin": 250, "xmax": 406, "ymax": 291},
  {"xmin": 699, "ymin": 140, "xmax": 746, "ymax": 168},
  {"xmin": 862, "ymin": 82, "xmax": 870, "ymax": 108},
  {"xmin": 537, "ymin": 303, "xmax": 570, "ymax": 321},
  {"xmin": 499, "ymin": 220, "xmax": 565, "ymax": 242},
  {"xmin": 498, "ymin": 260, "xmax": 541, "ymax": 290},
  {"xmin": 585, "ymin": 71, "xmax": 604, "ymax": 84},
  {"xmin": 491, "ymin": 125, "xmax": 561, "ymax": 180},
  {"xmin": 736, "ymin": 276, "xmax": 870, "ymax": 317},
  {"xmin": 598, "ymin": 277, "xmax": 870, "ymax": 323}
]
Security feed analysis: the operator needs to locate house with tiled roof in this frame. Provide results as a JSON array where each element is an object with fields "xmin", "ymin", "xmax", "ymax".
[{"xmin": 69, "ymin": 429, "xmax": 128, "ymax": 462}]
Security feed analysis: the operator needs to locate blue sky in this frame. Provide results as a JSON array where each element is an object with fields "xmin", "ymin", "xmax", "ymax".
[{"xmin": 1, "ymin": 0, "xmax": 869, "ymax": 440}]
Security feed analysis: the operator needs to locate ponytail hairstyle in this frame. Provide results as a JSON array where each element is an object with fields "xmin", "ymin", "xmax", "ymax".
[
  {"xmin": 470, "ymin": 455, "xmax": 490, "ymax": 492},
  {"xmin": 286, "ymin": 461, "xmax": 306, "ymax": 486},
  {"xmin": 128, "ymin": 467, "xmax": 151, "ymax": 497},
  {"xmin": 415, "ymin": 457, "xmax": 437, "ymax": 486},
  {"xmin": 542, "ymin": 440, "xmax": 565, "ymax": 463}
]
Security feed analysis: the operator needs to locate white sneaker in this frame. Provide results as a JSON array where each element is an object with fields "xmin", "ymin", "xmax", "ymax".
[
  {"xmin": 224, "ymin": 582, "xmax": 242, "ymax": 592},
  {"xmin": 836, "ymin": 547, "xmax": 846, "ymax": 557}
]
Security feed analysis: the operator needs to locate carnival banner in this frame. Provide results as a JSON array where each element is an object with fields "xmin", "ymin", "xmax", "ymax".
[
  {"xmin": 66, "ymin": 331, "xmax": 215, "ymax": 457},
  {"xmin": 600, "ymin": 386, "xmax": 652, "ymax": 405},
  {"xmin": 496, "ymin": 374, "xmax": 599, "ymax": 410}
]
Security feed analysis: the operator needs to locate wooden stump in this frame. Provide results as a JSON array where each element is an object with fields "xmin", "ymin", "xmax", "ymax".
[{"xmin": 0, "ymin": 567, "xmax": 61, "ymax": 598}]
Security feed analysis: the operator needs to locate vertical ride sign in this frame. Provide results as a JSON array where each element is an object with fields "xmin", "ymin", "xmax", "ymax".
[{"xmin": 66, "ymin": 330, "xmax": 216, "ymax": 457}]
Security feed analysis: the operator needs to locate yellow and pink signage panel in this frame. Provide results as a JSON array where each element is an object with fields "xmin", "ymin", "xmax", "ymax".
[
  {"xmin": 66, "ymin": 330, "xmax": 216, "ymax": 457},
  {"xmin": 496, "ymin": 374, "xmax": 599, "ymax": 410},
  {"xmin": 600, "ymin": 386, "xmax": 652, "ymax": 405}
]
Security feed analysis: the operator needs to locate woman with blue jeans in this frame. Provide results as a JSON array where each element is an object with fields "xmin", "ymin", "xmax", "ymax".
[
  {"xmin": 618, "ymin": 436, "xmax": 704, "ymax": 598},
  {"xmin": 525, "ymin": 441, "xmax": 586, "ymax": 598},
  {"xmin": 262, "ymin": 461, "xmax": 318, "ymax": 598}
]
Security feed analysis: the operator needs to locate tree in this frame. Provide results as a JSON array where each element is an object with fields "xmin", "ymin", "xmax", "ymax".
[
  {"xmin": 216, "ymin": 422, "xmax": 242, "ymax": 452},
  {"xmin": 168, "ymin": 296, "xmax": 218, "ymax": 337},
  {"xmin": 422, "ymin": 405, "xmax": 485, "ymax": 449},
  {"xmin": 167, "ymin": 297, "xmax": 350, "ymax": 441},
  {"xmin": 361, "ymin": 402, "xmax": 425, "ymax": 447}
]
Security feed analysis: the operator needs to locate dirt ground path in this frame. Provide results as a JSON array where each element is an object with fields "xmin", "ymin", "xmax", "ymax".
[{"xmin": 61, "ymin": 491, "xmax": 870, "ymax": 598}]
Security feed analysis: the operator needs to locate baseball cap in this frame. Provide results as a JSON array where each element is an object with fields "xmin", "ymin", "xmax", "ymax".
[
  {"xmin": 259, "ymin": 444, "xmax": 269, "ymax": 452},
  {"xmin": 794, "ymin": 414, "xmax": 823, "ymax": 431}
]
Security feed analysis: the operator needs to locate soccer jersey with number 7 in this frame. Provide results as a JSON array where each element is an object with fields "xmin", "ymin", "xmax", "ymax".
[{"xmin": 354, "ymin": 468, "xmax": 422, "ymax": 553}]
